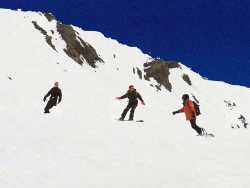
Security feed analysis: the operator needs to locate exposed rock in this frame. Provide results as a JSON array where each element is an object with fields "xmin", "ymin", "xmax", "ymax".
[
  {"xmin": 155, "ymin": 85, "xmax": 161, "ymax": 91},
  {"xmin": 143, "ymin": 59, "xmax": 180, "ymax": 91},
  {"xmin": 182, "ymin": 73, "xmax": 192, "ymax": 85},
  {"xmin": 32, "ymin": 21, "xmax": 56, "ymax": 51},
  {"xmin": 224, "ymin": 100, "xmax": 236, "ymax": 110},
  {"xmin": 136, "ymin": 67, "xmax": 142, "ymax": 79},
  {"xmin": 133, "ymin": 68, "xmax": 135, "ymax": 74},
  {"xmin": 43, "ymin": 12, "xmax": 56, "ymax": 22},
  {"xmin": 56, "ymin": 23, "xmax": 103, "ymax": 67},
  {"xmin": 238, "ymin": 115, "xmax": 248, "ymax": 128}
]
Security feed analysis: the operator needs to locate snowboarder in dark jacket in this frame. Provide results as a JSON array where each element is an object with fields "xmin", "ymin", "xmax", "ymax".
[
  {"xmin": 116, "ymin": 85, "xmax": 145, "ymax": 121},
  {"xmin": 172, "ymin": 94, "xmax": 204, "ymax": 135},
  {"xmin": 43, "ymin": 82, "xmax": 62, "ymax": 113}
]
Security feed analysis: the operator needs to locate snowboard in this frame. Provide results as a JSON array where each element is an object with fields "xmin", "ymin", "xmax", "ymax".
[
  {"xmin": 198, "ymin": 128, "xmax": 215, "ymax": 138},
  {"xmin": 116, "ymin": 119, "xmax": 144, "ymax": 122},
  {"xmin": 197, "ymin": 133, "xmax": 215, "ymax": 138},
  {"xmin": 205, "ymin": 133, "xmax": 215, "ymax": 137}
]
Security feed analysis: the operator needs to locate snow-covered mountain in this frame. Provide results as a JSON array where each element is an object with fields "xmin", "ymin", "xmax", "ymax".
[{"xmin": 0, "ymin": 8, "xmax": 250, "ymax": 188}]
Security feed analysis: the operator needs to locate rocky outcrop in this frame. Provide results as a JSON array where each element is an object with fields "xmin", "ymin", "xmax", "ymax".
[
  {"xmin": 182, "ymin": 73, "xmax": 192, "ymax": 85},
  {"xmin": 57, "ymin": 23, "xmax": 103, "ymax": 67},
  {"xmin": 238, "ymin": 115, "xmax": 248, "ymax": 128},
  {"xmin": 43, "ymin": 12, "xmax": 56, "ymax": 22},
  {"xmin": 32, "ymin": 21, "xmax": 56, "ymax": 51},
  {"xmin": 33, "ymin": 12, "xmax": 103, "ymax": 68},
  {"xmin": 143, "ymin": 59, "xmax": 180, "ymax": 91}
]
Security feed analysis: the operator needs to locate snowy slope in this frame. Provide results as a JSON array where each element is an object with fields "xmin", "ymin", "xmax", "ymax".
[{"xmin": 0, "ymin": 8, "xmax": 250, "ymax": 188}]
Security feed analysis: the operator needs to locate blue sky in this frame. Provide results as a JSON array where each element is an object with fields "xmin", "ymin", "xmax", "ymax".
[{"xmin": 1, "ymin": 0, "xmax": 250, "ymax": 86}]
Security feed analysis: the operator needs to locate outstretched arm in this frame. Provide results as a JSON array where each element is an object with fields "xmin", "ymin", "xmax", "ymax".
[
  {"xmin": 58, "ymin": 90, "xmax": 62, "ymax": 104},
  {"xmin": 117, "ymin": 93, "xmax": 128, "ymax": 100},
  {"xmin": 172, "ymin": 108, "xmax": 183, "ymax": 115}
]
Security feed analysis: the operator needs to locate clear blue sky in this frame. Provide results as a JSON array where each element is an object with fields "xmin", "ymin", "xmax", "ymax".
[{"xmin": 1, "ymin": 0, "xmax": 250, "ymax": 86}]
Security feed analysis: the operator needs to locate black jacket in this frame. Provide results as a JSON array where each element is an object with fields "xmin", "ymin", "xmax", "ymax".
[
  {"xmin": 120, "ymin": 90, "xmax": 144, "ymax": 104},
  {"xmin": 44, "ymin": 87, "xmax": 62, "ymax": 103}
]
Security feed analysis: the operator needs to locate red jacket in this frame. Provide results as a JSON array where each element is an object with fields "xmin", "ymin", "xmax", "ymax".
[{"xmin": 180, "ymin": 100, "xmax": 196, "ymax": 121}]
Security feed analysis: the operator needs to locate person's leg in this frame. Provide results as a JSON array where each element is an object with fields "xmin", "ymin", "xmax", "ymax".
[
  {"xmin": 190, "ymin": 119, "xmax": 202, "ymax": 135},
  {"xmin": 120, "ymin": 103, "xmax": 133, "ymax": 120},
  {"xmin": 44, "ymin": 101, "xmax": 52, "ymax": 113},
  {"xmin": 129, "ymin": 102, "xmax": 138, "ymax": 120},
  {"xmin": 44, "ymin": 100, "xmax": 56, "ymax": 113}
]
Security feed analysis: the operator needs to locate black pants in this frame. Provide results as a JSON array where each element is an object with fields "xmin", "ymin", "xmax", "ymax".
[
  {"xmin": 44, "ymin": 99, "xmax": 57, "ymax": 113},
  {"xmin": 190, "ymin": 119, "xmax": 202, "ymax": 135},
  {"xmin": 121, "ymin": 101, "xmax": 138, "ymax": 120}
]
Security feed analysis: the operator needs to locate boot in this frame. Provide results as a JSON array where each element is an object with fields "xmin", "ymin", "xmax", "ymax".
[{"xmin": 118, "ymin": 117, "xmax": 124, "ymax": 121}]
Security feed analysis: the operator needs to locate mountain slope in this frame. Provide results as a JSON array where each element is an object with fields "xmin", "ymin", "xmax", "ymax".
[{"xmin": 0, "ymin": 8, "xmax": 250, "ymax": 188}]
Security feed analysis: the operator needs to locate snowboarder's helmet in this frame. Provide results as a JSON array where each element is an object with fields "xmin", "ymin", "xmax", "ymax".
[
  {"xmin": 182, "ymin": 94, "xmax": 189, "ymax": 101},
  {"xmin": 129, "ymin": 85, "xmax": 134, "ymax": 89},
  {"xmin": 54, "ymin": 82, "xmax": 59, "ymax": 87}
]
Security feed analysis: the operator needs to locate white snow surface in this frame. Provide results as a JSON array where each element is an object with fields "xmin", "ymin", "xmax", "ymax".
[{"xmin": 0, "ymin": 9, "xmax": 250, "ymax": 188}]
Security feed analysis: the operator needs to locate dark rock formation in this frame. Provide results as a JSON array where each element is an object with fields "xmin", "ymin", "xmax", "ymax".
[
  {"xmin": 133, "ymin": 68, "xmax": 135, "ymax": 74},
  {"xmin": 43, "ymin": 13, "xmax": 56, "ymax": 22},
  {"xmin": 182, "ymin": 74, "xmax": 192, "ymax": 85},
  {"xmin": 56, "ymin": 22, "xmax": 103, "ymax": 67},
  {"xmin": 32, "ymin": 21, "xmax": 56, "ymax": 51},
  {"xmin": 224, "ymin": 100, "xmax": 236, "ymax": 110},
  {"xmin": 143, "ymin": 59, "xmax": 180, "ymax": 91},
  {"xmin": 136, "ymin": 67, "xmax": 142, "ymax": 80},
  {"xmin": 238, "ymin": 115, "xmax": 248, "ymax": 128}
]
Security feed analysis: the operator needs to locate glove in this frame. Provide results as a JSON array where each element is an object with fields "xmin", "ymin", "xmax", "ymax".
[
  {"xmin": 141, "ymin": 101, "xmax": 145, "ymax": 105},
  {"xmin": 43, "ymin": 97, "xmax": 46, "ymax": 102},
  {"xmin": 172, "ymin": 111, "xmax": 177, "ymax": 115},
  {"xmin": 115, "ymin": 97, "xmax": 121, "ymax": 100}
]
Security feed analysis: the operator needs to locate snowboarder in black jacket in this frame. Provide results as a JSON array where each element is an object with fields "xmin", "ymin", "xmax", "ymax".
[
  {"xmin": 116, "ymin": 85, "xmax": 145, "ymax": 121},
  {"xmin": 43, "ymin": 82, "xmax": 62, "ymax": 113}
]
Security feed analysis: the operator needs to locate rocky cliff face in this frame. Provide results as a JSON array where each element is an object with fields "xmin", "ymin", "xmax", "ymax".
[
  {"xmin": 56, "ymin": 22, "xmax": 103, "ymax": 68},
  {"xmin": 34, "ymin": 12, "xmax": 184, "ymax": 89},
  {"xmin": 143, "ymin": 59, "xmax": 180, "ymax": 91},
  {"xmin": 32, "ymin": 12, "xmax": 103, "ymax": 67}
]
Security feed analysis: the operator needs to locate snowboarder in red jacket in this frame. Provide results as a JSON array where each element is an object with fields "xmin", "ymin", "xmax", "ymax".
[
  {"xmin": 116, "ymin": 85, "xmax": 145, "ymax": 121},
  {"xmin": 172, "ymin": 94, "xmax": 203, "ymax": 135}
]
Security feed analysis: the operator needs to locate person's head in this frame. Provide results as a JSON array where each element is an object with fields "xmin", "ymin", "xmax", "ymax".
[
  {"xmin": 128, "ymin": 85, "xmax": 135, "ymax": 91},
  {"xmin": 182, "ymin": 94, "xmax": 189, "ymax": 102},
  {"xmin": 54, "ymin": 81, "xmax": 59, "ymax": 87}
]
